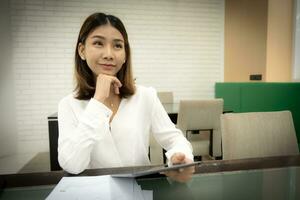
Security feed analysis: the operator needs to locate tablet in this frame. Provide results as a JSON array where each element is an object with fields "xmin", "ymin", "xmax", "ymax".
[{"xmin": 112, "ymin": 161, "xmax": 201, "ymax": 178}]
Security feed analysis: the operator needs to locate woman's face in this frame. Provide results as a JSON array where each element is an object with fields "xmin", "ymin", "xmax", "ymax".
[{"xmin": 78, "ymin": 24, "xmax": 126, "ymax": 77}]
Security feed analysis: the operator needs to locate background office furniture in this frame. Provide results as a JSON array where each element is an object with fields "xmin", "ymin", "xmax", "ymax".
[
  {"xmin": 47, "ymin": 113, "xmax": 60, "ymax": 171},
  {"xmin": 157, "ymin": 91, "xmax": 173, "ymax": 103},
  {"xmin": 18, "ymin": 152, "xmax": 50, "ymax": 173},
  {"xmin": 215, "ymin": 82, "xmax": 300, "ymax": 150},
  {"xmin": 148, "ymin": 133, "xmax": 164, "ymax": 165},
  {"xmin": 221, "ymin": 111, "xmax": 299, "ymax": 160},
  {"xmin": 177, "ymin": 99, "xmax": 224, "ymax": 159}
]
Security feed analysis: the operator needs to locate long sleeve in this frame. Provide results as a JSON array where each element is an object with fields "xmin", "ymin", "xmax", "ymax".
[
  {"xmin": 57, "ymin": 97, "xmax": 122, "ymax": 174},
  {"xmin": 149, "ymin": 89, "xmax": 193, "ymax": 165}
]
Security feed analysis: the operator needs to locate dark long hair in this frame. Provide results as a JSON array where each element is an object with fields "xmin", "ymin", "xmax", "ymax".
[{"xmin": 74, "ymin": 13, "xmax": 135, "ymax": 100}]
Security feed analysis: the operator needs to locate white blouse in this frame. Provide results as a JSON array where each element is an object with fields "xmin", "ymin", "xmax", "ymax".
[{"xmin": 58, "ymin": 85, "xmax": 193, "ymax": 174}]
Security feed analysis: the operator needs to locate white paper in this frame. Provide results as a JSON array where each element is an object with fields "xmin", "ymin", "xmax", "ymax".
[
  {"xmin": 46, "ymin": 175, "xmax": 152, "ymax": 200},
  {"xmin": 142, "ymin": 190, "xmax": 153, "ymax": 200},
  {"xmin": 133, "ymin": 181, "xmax": 144, "ymax": 200},
  {"xmin": 110, "ymin": 177, "xmax": 134, "ymax": 200},
  {"xmin": 46, "ymin": 176, "xmax": 111, "ymax": 200}
]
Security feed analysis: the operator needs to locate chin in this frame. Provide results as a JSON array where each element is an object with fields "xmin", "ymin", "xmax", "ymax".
[{"xmin": 100, "ymin": 71, "xmax": 117, "ymax": 76}]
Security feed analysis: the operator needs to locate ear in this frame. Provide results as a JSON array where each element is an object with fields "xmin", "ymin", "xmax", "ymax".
[{"xmin": 78, "ymin": 43, "xmax": 86, "ymax": 60}]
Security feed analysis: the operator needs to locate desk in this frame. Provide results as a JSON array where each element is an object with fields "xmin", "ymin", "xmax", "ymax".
[
  {"xmin": 1, "ymin": 156, "xmax": 300, "ymax": 200},
  {"xmin": 47, "ymin": 103, "xmax": 179, "ymax": 171}
]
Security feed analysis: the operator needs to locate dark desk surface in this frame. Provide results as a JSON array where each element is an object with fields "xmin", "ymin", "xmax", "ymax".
[{"xmin": 1, "ymin": 155, "xmax": 300, "ymax": 200}]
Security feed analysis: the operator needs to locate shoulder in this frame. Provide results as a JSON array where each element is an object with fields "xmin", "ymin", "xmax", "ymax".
[
  {"xmin": 58, "ymin": 93, "xmax": 75, "ymax": 107},
  {"xmin": 58, "ymin": 93, "xmax": 87, "ymax": 110},
  {"xmin": 128, "ymin": 85, "xmax": 159, "ymax": 108},
  {"xmin": 135, "ymin": 85, "xmax": 157, "ymax": 99},
  {"xmin": 58, "ymin": 93, "xmax": 90, "ymax": 121},
  {"xmin": 129, "ymin": 85, "xmax": 159, "ymax": 115}
]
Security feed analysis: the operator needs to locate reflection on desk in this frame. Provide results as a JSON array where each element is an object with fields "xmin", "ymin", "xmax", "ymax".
[{"xmin": 1, "ymin": 155, "xmax": 299, "ymax": 200}]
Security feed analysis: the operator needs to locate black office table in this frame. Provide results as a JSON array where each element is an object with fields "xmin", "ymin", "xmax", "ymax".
[{"xmin": 1, "ymin": 155, "xmax": 299, "ymax": 200}]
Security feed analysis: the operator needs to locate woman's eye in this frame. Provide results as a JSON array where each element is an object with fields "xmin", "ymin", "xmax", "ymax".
[
  {"xmin": 94, "ymin": 41, "xmax": 103, "ymax": 46},
  {"xmin": 114, "ymin": 43, "xmax": 123, "ymax": 49}
]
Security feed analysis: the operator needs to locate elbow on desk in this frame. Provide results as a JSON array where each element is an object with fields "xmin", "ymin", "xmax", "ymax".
[{"xmin": 58, "ymin": 153, "xmax": 88, "ymax": 175}]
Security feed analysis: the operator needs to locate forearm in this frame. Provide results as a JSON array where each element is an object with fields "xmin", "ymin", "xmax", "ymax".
[
  {"xmin": 150, "ymin": 88, "xmax": 193, "ymax": 164},
  {"xmin": 58, "ymin": 122, "xmax": 109, "ymax": 174},
  {"xmin": 154, "ymin": 128, "xmax": 193, "ymax": 165},
  {"xmin": 57, "ymin": 98, "xmax": 117, "ymax": 174}
]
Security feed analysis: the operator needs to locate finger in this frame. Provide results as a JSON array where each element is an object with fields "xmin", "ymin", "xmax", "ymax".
[
  {"xmin": 112, "ymin": 77, "xmax": 122, "ymax": 88},
  {"xmin": 164, "ymin": 170, "xmax": 178, "ymax": 176},
  {"xmin": 167, "ymin": 172, "xmax": 191, "ymax": 183},
  {"xmin": 114, "ymin": 84, "xmax": 120, "ymax": 94},
  {"xmin": 178, "ymin": 166, "xmax": 195, "ymax": 175},
  {"xmin": 186, "ymin": 166, "xmax": 195, "ymax": 174},
  {"xmin": 164, "ymin": 169, "xmax": 194, "ymax": 183},
  {"xmin": 178, "ymin": 168, "xmax": 184, "ymax": 172},
  {"xmin": 171, "ymin": 153, "xmax": 186, "ymax": 165}
]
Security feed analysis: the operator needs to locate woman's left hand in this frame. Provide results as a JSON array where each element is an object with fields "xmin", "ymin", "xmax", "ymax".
[{"xmin": 162, "ymin": 152, "xmax": 195, "ymax": 183}]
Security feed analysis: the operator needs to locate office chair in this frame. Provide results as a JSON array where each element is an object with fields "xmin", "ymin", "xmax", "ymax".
[
  {"xmin": 221, "ymin": 111, "xmax": 299, "ymax": 160},
  {"xmin": 177, "ymin": 99, "xmax": 224, "ymax": 159}
]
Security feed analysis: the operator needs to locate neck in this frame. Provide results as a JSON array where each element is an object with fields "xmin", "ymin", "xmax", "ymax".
[
  {"xmin": 107, "ymin": 88, "xmax": 121, "ymax": 105},
  {"xmin": 106, "ymin": 91, "xmax": 120, "ymax": 110}
]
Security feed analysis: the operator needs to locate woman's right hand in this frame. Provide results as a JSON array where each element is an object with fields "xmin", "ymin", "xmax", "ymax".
[
  {"xmin": 162, "ymin": 153, "xmax": 195, "ymax": 183},
  {"xmin": 93, "ymin": 74, "xmax": 122, "ymax": 103}
]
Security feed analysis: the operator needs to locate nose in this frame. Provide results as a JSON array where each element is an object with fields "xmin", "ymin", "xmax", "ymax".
[{"xmin": 103, "ymin": 45, "xmax": 114, "ymax": 61}]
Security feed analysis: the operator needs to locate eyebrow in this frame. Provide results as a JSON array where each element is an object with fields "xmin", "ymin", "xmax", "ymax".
[{"xmin": 91, "ymin": 35, "xmax": 124, "ymax": 43}]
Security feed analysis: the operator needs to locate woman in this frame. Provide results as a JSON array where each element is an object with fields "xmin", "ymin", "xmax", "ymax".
[{"xmin": 58, "ymin": 13, "xmax": 193, "ymax": 175}]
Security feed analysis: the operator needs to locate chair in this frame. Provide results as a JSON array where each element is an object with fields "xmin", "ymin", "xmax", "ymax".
[
  {"xmin": 221, "ymin": 111, "xmax": 299, "ymax": 160},
  {"xmin": 157, "ymin": 92, "xmax": 173, "ymax": 103},
  {"xmin": 177, "ymin": 99, "xmax": 224, "ymax": 159},
  {"xmin": 149, "ymin": 133, "xmax": 164, "ymax": 165}
]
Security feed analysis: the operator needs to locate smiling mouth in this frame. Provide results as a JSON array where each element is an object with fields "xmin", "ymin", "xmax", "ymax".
[{"xmin": 99, "ymin": 64, "xmax": 115, "ymax": 70}]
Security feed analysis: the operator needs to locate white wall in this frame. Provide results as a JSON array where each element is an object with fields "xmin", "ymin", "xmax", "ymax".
[
  {"xmin": 293, "ymin": 0, "xmax": 300, "ymax": 81},
  {"xmin": 0, "ymin": 0, "xmax": 17, "ymax": 157},
  {"xmin": 8, "ymin": 0, "xmax": 224, "ymax": 154}
]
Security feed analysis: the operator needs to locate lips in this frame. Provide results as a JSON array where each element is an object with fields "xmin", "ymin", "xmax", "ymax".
[{"xmin": 99, "ymin": 63, "xmax": 115, "ymax": 70}]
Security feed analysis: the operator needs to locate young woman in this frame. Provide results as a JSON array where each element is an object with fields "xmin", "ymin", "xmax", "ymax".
[{"xmin": 58, "ymin": 13, "xmax": 194, "ymax": 175}]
